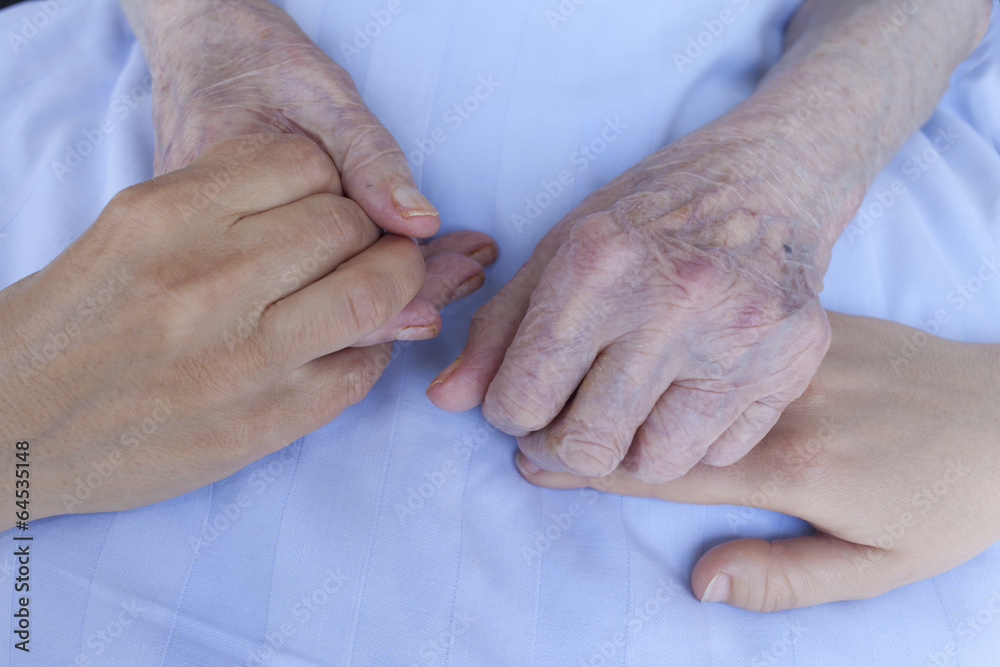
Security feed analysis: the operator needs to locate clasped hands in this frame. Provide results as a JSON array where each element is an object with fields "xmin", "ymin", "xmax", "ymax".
[{"xmin": 2, "ymin": 0, "xmax": 997, "ymax": 614}]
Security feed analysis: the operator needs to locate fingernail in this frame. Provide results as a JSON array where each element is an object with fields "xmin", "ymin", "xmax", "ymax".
[
  {"xmin": 392, "ymin": 185, "xmax": 439, "ymax": 218},
  {"xmin": 395, "ymin": 325, "xmax": 439, "ymax": 341},
  {"xmin": 427, "ymin": 355, "xmax": 462, "ymax": 390},
  {"xmin": 469, "ymin": 244, "xmax": 498, "ymax": 266},
  {"xmin": 701, "ymin": 573, "xmax": 731, "ymax": 604},
  {"xmin": 515, "ymin": 452, "xmax": 541, "ymax": 476},
  {"xmin": 452, "ymin": 273, "xmax": 485, "ymax": 301}
]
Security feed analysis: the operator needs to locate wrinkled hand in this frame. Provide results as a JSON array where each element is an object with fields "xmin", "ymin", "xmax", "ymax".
[
  {"xmin": 144, "ymin": 0, "xmax": 495, "ymax": 342},
  {"xmin": 428, "ymin": 129, "xmax": 831, "ymax": 481},
  {"xmin": 0, "ymin": 135, "xmax": 425, "ymax": 527},
  {"xmin": 517, "ymin": 312, "xmax": 1000, "ymax": 611}
]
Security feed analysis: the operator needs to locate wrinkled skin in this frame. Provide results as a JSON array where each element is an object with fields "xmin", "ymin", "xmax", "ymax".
[
  {"xmin": 0, "ymin": 136, "xmax": 431, "ymax": 528},
  {"xmin": 429, "ymin": 127, "xmax": 831, "ymax": 482},
  {"xmin": 145, "ymin": 0, "xmax": 496, "ymax": 343},
  {"xmin": 518, "ymin": 312, "xmax": 1000, "ymax": 611}
]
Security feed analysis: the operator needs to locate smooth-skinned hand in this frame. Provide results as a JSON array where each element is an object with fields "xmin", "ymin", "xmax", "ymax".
[
  {"xmin": 516, "ymin": 312, "xmax": 1000, "ymax": 611},
  {"xmin": 0, "ymin": 135, "xmax": 427, "ymax": 528}
]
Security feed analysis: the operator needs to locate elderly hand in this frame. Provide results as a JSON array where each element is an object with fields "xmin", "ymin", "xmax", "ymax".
[
  {"xmin": 0, "ymin": 135, "xmax": 426, "ymax": 528},
  {"xmin": 516, "ymin": 312, "xmax": 1000, "ymax": 611},
  {"xmin": 128, "ymin": 0, "xmax": 495, "ymax": 344},
  {"xmin": 428, "ymin": 126, "xmax": 831, "ymax": 481},
  {"xmin": 426, "ymin": 0, "xmax": 990, "ymax": 482}
]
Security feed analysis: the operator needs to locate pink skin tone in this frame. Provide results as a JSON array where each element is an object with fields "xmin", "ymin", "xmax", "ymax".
[
  {"xmin": 518, "ymin": 312, "xmax": 1000, "ymax": 611},
  {"xmin": 427, "ymin": 0, "xmax": 992, "ymax": 483},
  {"xmin": 123, "ymin": 0, "xmax": 497, "ymax": 344}
]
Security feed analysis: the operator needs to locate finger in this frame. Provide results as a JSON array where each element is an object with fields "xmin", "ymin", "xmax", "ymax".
[
  {"xmin": 418, "ymin": 253, "xmax": 487, "ymax": 310},
  {"xmin": 700, "ymin": 399, "xmax": 784, "ymax": 467},
  {"xmin": 514, "ymin": 453, "xmax": 758, "ymax": 507},
  {"xmin": 152, "ymin": 134, "xmax": 342, "ymax": 226},
  {"xmin": 425, "ymin": 267, "xmax": 539, "ymax": 412},
  {"xmin": 351, "ymin": 252, "xmax": 489, "ymax": 346},
  {"xmin": 515, "ymin": 341, "xmax": 676, "ymax": 476},
  {"xmin": 693, "ymin": 534, "xmax": 899, "ymax": 611},
  {"xmin": 425, "ymin": 226, "xmax": 568, "ymax": 412},
  {"xmin": 315, "ymin": 98, "xmax": 440, "ymax": 238},
  {"xmin": 352, "ymin": 298, "xmax": 442, "ymax": 346},
  {"xmin": 260, "ymin": 344, "xmax": 394, "ymax": 453},
  {"xmin": 623, "ymin": 384, "xmax": 750, "ymax": 483},
  {"xmin": 258, "ymin": 234, "xmax": 424, "ymax": 370},
  {"xmin": 421, "ymin": 231, "xmax": 498, "ymax": 267},
  {"xmin": 232, "ymin": 193, "xmax": 381, "ymax": 302}
]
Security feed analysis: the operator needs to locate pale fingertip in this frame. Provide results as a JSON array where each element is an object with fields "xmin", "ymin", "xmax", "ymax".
[
  {"xmin": 700, "ymin": 572, "xmax": 732, "ymax": 604},
  {"xmin": 391, "ymin": 185, "xmax": 439, "ymax": 218},
  {"xmin": 515, "ymin": 452, "xmax": 541, "ymax": 476}
]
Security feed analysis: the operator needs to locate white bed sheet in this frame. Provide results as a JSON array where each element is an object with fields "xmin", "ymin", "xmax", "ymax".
[{"xmin": 1, "ymin": 0, "xmax": 999, "ymax": 664}]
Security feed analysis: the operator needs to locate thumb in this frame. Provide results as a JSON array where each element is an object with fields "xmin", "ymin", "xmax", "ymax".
[
  {"xmin": 694, "ymin": 534, "xmax": 901, "ymax": 611},
  {"xmin": 316, "ymin": 98, "xmax": 440, "ymax": 238}
]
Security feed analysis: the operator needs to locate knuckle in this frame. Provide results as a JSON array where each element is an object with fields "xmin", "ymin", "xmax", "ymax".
[
  {"xmin": 342, "ymin": 279, "xmax": 392, "ymax": 335},
  {"xmin": 334, "ymin": 109, "xmax": 405, "ymax": 173},
  {"xmin": 555, "ymin": 434, "xmax": 623, "ymax": 477},
  {"xmin": 748, "ymin": 565, "xmax": 799, "ymax": 613},
  {"xmin": 482, "ymin": 385, "xmax": 550, "ymax": 435},
  {"xmin": 273, "ymin": 135, "xmax": 336, "ymax": 190},
  {"xmin": 625, "ymin": 435, "xmax": 703, "ymax": 483},
  {"xmin": 310, "ymin": 194, "xmax": 379, "ymax": 253}
]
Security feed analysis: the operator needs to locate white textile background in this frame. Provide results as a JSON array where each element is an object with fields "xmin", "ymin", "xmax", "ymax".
[{"xmin": 1, "ymin": 0, "xmax": 999, "ymax": 664}]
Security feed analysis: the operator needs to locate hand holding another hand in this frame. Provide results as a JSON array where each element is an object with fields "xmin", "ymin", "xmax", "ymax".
[
  {"xmin": 0, "ymin": 135, "xmax": 427, "ymax": 527},
  {"xmin": 429, "ymin": 125, "xmax": 833, "ymax": 482},
  {"xmin": 139, "ymin": 0, "xmax": 495, "ymax": 343},
  {"xmin": 518, "ymin": 312, "xmax": 1000, "ymax": 611}
]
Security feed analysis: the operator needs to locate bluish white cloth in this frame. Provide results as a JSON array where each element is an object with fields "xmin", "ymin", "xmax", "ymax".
[{"xmin": 1, "ymin": 0, "xmax": 999, "ymax": 664}]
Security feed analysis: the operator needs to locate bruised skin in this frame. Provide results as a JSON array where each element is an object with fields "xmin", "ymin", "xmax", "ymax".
[{"xmin": 127, "ymin": 0, "xmax": 496, "ymax": 345}]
